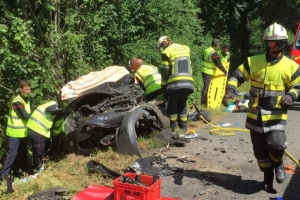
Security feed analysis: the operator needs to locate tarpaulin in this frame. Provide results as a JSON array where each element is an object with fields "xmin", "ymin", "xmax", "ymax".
[{"xmin": 61, "ymin": 66, "xmax": 129, "ymax": 100}]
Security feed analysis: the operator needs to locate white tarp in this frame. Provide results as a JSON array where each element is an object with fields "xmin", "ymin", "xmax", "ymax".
[{"xmin": 61, "ymin": 66, "xmax": 129, "ymax": 100}]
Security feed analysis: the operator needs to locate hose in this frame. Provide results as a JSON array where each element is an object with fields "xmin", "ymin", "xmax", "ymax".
[
  {"xmin": 285, "ymin": 151, "xmax": 300, "ymax": 168},
  {"xmin": 200, "ymin": 115, "xmax": 300, "ymax": 169}
]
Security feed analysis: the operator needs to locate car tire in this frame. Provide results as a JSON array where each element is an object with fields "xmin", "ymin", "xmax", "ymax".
[
  {"xmin": 64, "ymin": 130, "xmax": 96, "ymax": 156},
  {"xmin": 129, "ymin": 103, "xmax": 170, "ymax": 129}
]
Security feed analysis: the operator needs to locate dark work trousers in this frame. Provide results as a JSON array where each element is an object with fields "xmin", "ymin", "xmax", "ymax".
[
  {"xmin": 250, "ymin": 130, "xmax": 287, "ymax": 172},
  {"xmin": 167, "ymin": 89, "xmax": 191, "ymax": 131},
  {"xmin": 28, "ymin": 128, "xmax": 46, "ymax": 169},
  {"xmin": 201, "ymin": 73, "xmax": 212, "ymax": 105},
  {"xmin": 1, "ymin": 136, "xmax": 28, "ymax": 177}
]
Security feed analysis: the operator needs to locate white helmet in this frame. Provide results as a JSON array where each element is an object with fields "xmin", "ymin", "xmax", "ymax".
[
  {"xmin": 157, "ymin": 36, "xmax": 171, "ymax": 50},
  {"xmin": 263, "ymin": 22, "xmax": 288, "ymax": 40}
]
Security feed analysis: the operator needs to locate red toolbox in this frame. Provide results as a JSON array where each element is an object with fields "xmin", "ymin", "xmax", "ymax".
[{"xmin": 113, "ymin": 173, "xmax": 162, "ymax": 200}]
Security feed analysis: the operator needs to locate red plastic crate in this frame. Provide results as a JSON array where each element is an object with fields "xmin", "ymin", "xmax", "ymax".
[{"xmin": 113, "ymin": 173, "xmax": 162, "ymax": 200}]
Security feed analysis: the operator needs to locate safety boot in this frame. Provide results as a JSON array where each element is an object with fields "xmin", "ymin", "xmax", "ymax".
[
  {"xmin": 263, "ymin": 172, "xmax": 276, "ymax": 194},
  {"xmin": 275, "ymin": 162, "xmax": 286, "ymax": 183},
  {"xmin": 1, "ymin": 176, "xmax": 14, "ymax": 194},
  {"xmin": 170, "ymin": 121, "xmax": 177, "ymax": 132}
]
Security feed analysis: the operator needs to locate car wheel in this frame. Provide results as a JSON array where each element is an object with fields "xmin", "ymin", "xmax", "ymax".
[
  {"xmin": 129, "ymin": 103, "xmax": 170, "ymax": 129},
  {"xmin": 64, "ymin": 130, "xmax": 97, "ymax": 156}
]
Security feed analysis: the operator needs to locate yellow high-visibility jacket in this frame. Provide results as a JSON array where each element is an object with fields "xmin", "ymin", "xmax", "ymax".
[
  {"xmin": 26, "ymin": 101, "xmax": 57, "ymax": 138},
  {"xmin": 6, "ymin": 95, "xmax": 31, "ymax": 137},
  {"xmin": 201, "ymin": 47, "xmax": 217, "ymax": 75},
  {"xmin": 135, "ymin": 65, "xmax": 161, "ymax": 95},
  {"xmin": 159, "ymin": 43, "xmax": 194, "ymax": 91},
  {"xmin": 227, "ymin": 54, "xmax": 300, "ymax": 133}
]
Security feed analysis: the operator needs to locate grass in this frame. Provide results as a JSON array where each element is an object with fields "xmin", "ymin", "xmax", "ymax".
[
  {"xmin": 0, "ymin": 150, "xmax": 138, "ymax": 200},
  {"xmin": 0, "ymin": 81, "xmax": 251, "ymax": 199}
]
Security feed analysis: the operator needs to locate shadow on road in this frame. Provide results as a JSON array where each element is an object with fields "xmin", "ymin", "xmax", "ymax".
[
  {"xmin": 281, "ymin": 162, "xmax": 300, "ymax": 200},
  {"xmin": 173, "ymin": 169, "xmax": 263, "ymax": 195}
]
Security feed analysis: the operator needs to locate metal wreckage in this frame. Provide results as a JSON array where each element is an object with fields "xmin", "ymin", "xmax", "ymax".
[
  {"xmin": 61, "ymin": 70, "xmax": 169, "ymax": 158},
  {"xmin": 59, "ymin": 66, "xmax": 210, "ymax": 158}
]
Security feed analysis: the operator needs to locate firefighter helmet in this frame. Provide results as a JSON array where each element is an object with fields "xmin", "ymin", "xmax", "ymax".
[
  {"xmin": 263, "ymin": 22, "xmax": 288, "ymax": 41},
  {"xmin": 157, "ymin": 36, "xmax": 171, "ymax": 50}
]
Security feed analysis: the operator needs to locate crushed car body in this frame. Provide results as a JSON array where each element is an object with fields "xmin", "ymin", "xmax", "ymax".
[{"xmin": 61, "ymin": 66, "xmax": 170, "ymax": 157}]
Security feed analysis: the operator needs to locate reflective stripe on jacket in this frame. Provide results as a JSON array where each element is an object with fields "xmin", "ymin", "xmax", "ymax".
[
  {"xmin": 26, "ymin": 101, "xmax": 57, "ymax": 138},
  {"xmin": 135, "ymin": 65, "xmax": 162, "ymax": 95},
  {"xmin": 160, "ymin": 43, "xmax": 194, "ymax": 91},
  {"xmin": 201, "ymin": 47, "xmax": 216, "ymax": 75},
  {"xmin": 6, "ymin": 95, "xmax": 31, "ymax": 137},
  {"xmin": 227, "ymin": 54, "xmax": 300, "ymax": 133}
]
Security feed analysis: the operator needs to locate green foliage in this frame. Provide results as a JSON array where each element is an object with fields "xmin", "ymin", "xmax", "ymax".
[{"xmin": 0, "ymin": 0, "xmax": 300, "ymax": 165}]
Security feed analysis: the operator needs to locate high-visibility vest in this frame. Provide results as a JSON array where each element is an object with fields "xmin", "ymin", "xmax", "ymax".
[
  {"xmin": 135, "ymin": 65, "xmax": 161, "ymax": 95},
  {"xmin": 26, "ymin": 101, "xmax": 57, "ymax": 138},
  {"xmin": 218, "ymin": 51, "xmax": 230, "ymax": 63},
  {"xmin": 51, "ymin": 115, "xmax": 65, "ymax": 136},
  {"xmin": 227, "ymin": 54, "xmax": 300, "ymax": 133},
  {"xmin": 201, "ymin": 47, "xmax": 216, "ymax": 75},
  {"xmin": 160, "ymin": 43, "xmax": 194, "ymax": 91},
  {"xmin": 218, "ymin": 51, "xmax": 230, "ymax": 70},
  {"xmin": 6, "ymin": 95, "xmax": 31, "ymax": 138}
]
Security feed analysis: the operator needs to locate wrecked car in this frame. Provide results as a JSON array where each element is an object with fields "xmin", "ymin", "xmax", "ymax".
[{"xmin": 61, "ymin": 66, "xmax": 170, "ymax": 158}]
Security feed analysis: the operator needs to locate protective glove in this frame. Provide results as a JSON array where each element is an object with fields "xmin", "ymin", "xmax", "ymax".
[
  {"xmin": 222, "ymin": 89, "xmax": 234, "ymax": 107},
  {"xmin": 280, "ymin": 94, "xmax": 293, "ymax": 108}
]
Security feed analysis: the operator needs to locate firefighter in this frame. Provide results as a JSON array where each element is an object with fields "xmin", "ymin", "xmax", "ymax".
[
  {"xmin": 26, "ymin": 100, "xmax": 63, "ymax": 171},
  {"xmin": 157, "ymin": 36, "xmax": 194, "ymax": 132},
  {"xmin": 200, "ymin": 39, "xmax": 229, "ymax": 105},
  {"xmin": 1, "ymin": 80, "xmax": 33, "ymax": 183},
  {"xmin": 129, "ymin": 57, "xmax": 163, "ymax": 101},
  {"xmin": 222, "ymin": 22, "xmax": 300, "ymax": 193}
]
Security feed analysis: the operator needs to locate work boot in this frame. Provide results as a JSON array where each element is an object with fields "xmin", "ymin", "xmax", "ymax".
[
  {"xmin": 275, "ymin": 162, "xmax": 286, "ymax": 183},
  {"xmin": 170, "ymin": 121, "xmax": 177, "ymax": 132},
  {"xmin": 6, "ymin": 176, "xmax": 14, "ymax": 194},
  {"xmin": 263, "ymin": 172, "xmax": 276, "ymax": 194},
  {"xmin": 1, "ymin": 176, "xmax": 14, "ymax": 194}
]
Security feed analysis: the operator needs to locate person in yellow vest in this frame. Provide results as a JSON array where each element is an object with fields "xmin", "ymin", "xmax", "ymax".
[
  {"xmin": 157, "ymin": 36, "xmax": 194, "ymax": 132},
  {"xmin": 222, "ymin": 23, "xmax": 300, "ymax": 193},
  {"xmin": 1, "ymin": 80, "xmax": 33, "ymax": 181},
  {"xmin": 26, "ymin": 101, "xmax": 62, "ymax": 171},
  {"xmin": 218, "ymin": 45, "xmax": 230, "ymax": 65},
  {"xmin": 200, "ymin": 39, "xmax": 229, "ymax": 105},
  {"xmin": 129, "ymin": 57, "xmax": 162, "ymax": 101}
]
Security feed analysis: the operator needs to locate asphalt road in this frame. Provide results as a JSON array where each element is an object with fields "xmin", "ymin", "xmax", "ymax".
[{"xmin": 158, "ymin": 103, "xmax": 300, "ymax": 200}]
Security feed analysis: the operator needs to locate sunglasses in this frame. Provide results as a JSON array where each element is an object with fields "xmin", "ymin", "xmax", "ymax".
[{"xmin": 268, "ymin": 40, "xmax": 286, "ymax": 48}]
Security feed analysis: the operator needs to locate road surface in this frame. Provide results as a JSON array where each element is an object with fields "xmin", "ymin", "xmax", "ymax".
[{"xmin": 159, "ymin": 103, "xmax": 300, "ymax": 200}]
